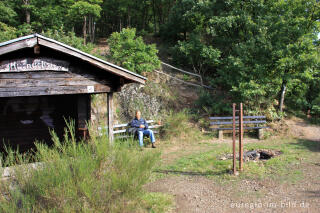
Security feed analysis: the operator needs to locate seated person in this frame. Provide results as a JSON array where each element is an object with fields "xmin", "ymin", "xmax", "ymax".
[{"xmin": 130, "ymin": 110, "xmax": 156, "ymax": 148}]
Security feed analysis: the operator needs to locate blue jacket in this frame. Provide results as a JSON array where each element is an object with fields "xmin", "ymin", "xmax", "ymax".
[{"xmin": 130, "ymin": 118, "xmax": 149, "ymax": 131}]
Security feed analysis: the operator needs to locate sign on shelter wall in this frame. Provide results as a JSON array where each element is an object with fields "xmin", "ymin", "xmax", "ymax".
[{"xmin": 0, "ymin": 58, "xmax": 69, "ymax": 72}]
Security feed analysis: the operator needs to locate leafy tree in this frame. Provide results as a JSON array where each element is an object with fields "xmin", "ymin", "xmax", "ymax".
[
  {"xmin": 0, "ymin": 0, "xmax": 17, "ymax": 25},
  {"xmin": 68, "ymin": 0, "xmax": 103, "ymax": 43},
  {"xmin": 97, "ymin": 0, "xmax": 175, "ymax": 36},
  {"xmin": 0, "ymin": 23, "xmax": 17, "ymax": 42},
  {"xmin": 0, "ymin": 0, "xmax": 319, "ymax": 119},
  {"xmin": 171, "ymin": 33, "xmax": 220, "ymax": 76},
  {"xmin": 107, "ymin": 28, "xmax": 161, "ymax": 75},
  {"xmin": 160, "ymin": 0, "xmax": 205, "ymax": 41},
  {"xmin": 266, "ymin": 0, "xmax": 320, "ymax": 112},
  {"xmin": 43, "ymin": 29, "xmax": 95, "ymax": 53},
  {"xmin": 30, "ymin": 0, "xmax": 70, "ymax": 32},
  {"xmin": 165, "ymin": 0, "xmax": 320, "ymax": 115}
]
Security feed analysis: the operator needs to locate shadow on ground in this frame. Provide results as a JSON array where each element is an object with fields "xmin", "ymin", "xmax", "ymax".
[
  {"xmin": 154, "ymin": 169, "xmax": 229, "ymax": 176},
  {"xmin": 304, "ymin": 190, "xmax": 320, "ymax": 198},
  {"xmin": 288, "ymin": 139, "xmax": 320, "ymax": 152}
]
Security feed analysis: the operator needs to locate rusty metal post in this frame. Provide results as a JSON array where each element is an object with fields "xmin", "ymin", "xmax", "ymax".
[
  {"xmin": 232, "ymin": 103, "xmax": 236, "ymax": 174},
  {"xmin": 239, "ymin": 103, "xmax": 244, "ymax": 171}
]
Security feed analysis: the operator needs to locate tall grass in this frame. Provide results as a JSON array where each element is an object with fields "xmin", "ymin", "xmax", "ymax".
[
  {"xmin": 0, "ymin": 122, "xmax": 164, "ymax": 212},
  {"xmin": 162, "ymin": 110, "xmax": 203, "ymax": 142}
]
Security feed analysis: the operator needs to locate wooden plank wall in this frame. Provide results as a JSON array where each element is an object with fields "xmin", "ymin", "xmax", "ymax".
[
  {"xmin": 0, "ymin": 70, "xmax": 112, "ymax": 97},
  {"xmin": 0, "ymin": 46, "xmax": 120, "ymax": 98}
]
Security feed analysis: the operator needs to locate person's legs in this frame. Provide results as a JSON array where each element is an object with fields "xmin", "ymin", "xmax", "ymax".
[
  {"xmin": 143, "ymin": 129, "xmax": 155, "ymax": 143},
  {"xmin": 138, "ymin": 131, "xmax": 144, "ymax": 147},
  {"xmin": 148, "ymin": 129, "xmax": 156, "ymax": 143}
]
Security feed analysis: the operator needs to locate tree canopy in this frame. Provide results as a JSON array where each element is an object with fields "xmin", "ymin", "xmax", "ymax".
[
  {"xmin": 107, "ymin": 28, "xmax": 161, "ymax": 75},
  {"xmin": 0, "ymin": 0, "xmax": 319, "ymax": 117}
]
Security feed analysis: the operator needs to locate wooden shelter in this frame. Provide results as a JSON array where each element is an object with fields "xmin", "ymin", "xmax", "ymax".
[{"xmin": 0, "ymin": 34, "xmax": 146, "ymax": 151}]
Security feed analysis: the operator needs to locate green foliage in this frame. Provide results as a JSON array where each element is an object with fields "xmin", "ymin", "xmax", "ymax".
[
  {"xmin": 160, "ymin": 0, "xmax": 206, "ymax": 41},
  {"xmin": 162, "ymin": 109, "xmax": 203, "ymax": 141},
  {"xmin": 164, "ymin": 0, "xmax": 320, "ymax": 116},
  {"xmin": 194, "ymin": 89, "xmax": 231, "ymax": 115},
  {"xmin": 141, "ymin": 192, "xmax": 174, "ymax": 213},
  {"xmin": 0, "ymin": 0, "xmax": 319, "ymax": 119},
  {"xmin": 311, "ymin": 96, "xmax": 320, "ymax": 116},
  {"xmin": 16, "ymin": 23, "xmax": 33, "ymax": 36},
  {"xmin": 0, "ymin": 23, "xmax": 17, "ymax": 42},
  {"xmin": 0, "ymin": 122, "xmax": 162, "ymax": 212},
  {"xmin": 98, "ymin": 0, "xmax": 175, "ymax": 35},
  {"xmin": 68, "ymin": 0, "xmax": 103, "ymax": 22},
  {"xmin": 42, "ymin": 29, "xmax": 95, "ymax": 53},
  {"xmin": 171, "ymin": 33, "xmax": 220, "ymax": 75},
  {"xmin": 108, "ymin": 28, "xmax": 161, "ymax": 74},
  {"xmin": 0, "ymin": 1, "xmax": 17, "ymax": 25}
]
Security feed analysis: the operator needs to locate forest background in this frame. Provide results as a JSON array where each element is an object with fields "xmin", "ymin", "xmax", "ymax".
[{"xmin": 1, "ymin": 0, "xmax": 320, "ymax": 120}]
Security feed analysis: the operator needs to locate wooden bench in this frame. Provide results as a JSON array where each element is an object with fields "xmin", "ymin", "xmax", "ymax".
[
  {"xmin": 209, "ymin": 116, "xmax": 268, "ymax": 140},
  {"xmin": 98, "ymin": 120, "xmax": 162, "ymax": 140}
]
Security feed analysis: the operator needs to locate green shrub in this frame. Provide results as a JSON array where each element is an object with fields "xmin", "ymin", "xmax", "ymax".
[
  {"xmin": 43, "ymin": 29, "xmax": 95, "ymax": 54},
  {"xmin": 162, "ymin": 110, "xmax": 202, "ymax": 142},
  {"xmin": 194, "ymin": 89, "xmax": 231, "ymax": 116},
  {"xmin": 0, "ymin": 122, "xmax": 161, "ymax": 212},
  {"xmin": 0, "ymin": 22, "xmax": 17, "ymax": 43},
  {"xmin": 107, "ymin": 28, "xmax": 161, "ymax": 75}
]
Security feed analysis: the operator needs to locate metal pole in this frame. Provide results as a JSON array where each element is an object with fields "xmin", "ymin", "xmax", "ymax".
[
  {"xmin": 232, "ymin": 103, "xmax": 236, "ymax": 174},
  {"xmin": 239, "ymin": 103, "xmax": 243, "ymax": 171}
]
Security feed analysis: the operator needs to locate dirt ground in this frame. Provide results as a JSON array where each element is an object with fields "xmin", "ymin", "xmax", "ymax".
[{"xmin": 145, "ymin": 118, "xmax": 320, "ymax": 213}]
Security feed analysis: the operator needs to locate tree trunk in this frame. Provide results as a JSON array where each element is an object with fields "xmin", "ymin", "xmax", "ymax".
[
  {"xmin": 88, "ymin": 15, "xmax": 92, "ymax": 42},
  {"xmin": 127, "ymin": 8, "xmax": 131, "ymax": 28},
  {"xmin": 92, "ymin": 20, "xmax": 96, "ymax": 43},
  {"xmin": 83, "ymin": 16, "xmax": 87, "ymax": 45},
  {"xmin": 152, "ymin": 0, "xmax": 157, "ymax": 33},
  {"xmin": 88, "ymin": 15, "xmax": 96, "ymax": 43},
  {"xmin": 26, "ymin": 10, "xmax": 30, "ymax": 24},
  {"xmin": 279, "ymin": 80, "xmax": 287, "ymax": 113},
  {"xmin": 23, "ymin": 0, "xmax": 30, "ymax": 24},
  {"xmin": 142, "ymin": 0, "xmax": 147, "ymax": 30}
]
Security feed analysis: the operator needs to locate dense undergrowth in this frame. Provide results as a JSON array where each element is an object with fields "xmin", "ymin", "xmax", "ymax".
[{"xmin": 0, "ymin": 122, "xmax": 172, "ymax": 213}]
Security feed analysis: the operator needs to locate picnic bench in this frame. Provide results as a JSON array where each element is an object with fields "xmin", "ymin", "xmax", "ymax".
[
  {"xmin": 98, "ymin": 120, "xmax": 162, "ymax": 140},
  {"xmin": 209, "ymin": 116, "xmax": 268, "ymax": 140}
]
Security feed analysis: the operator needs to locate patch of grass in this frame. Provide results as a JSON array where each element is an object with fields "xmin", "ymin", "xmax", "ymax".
[
  {"xmin": 0, "ymin": 122, "xmax": 164, "ymax": 213},
  {"xmin": 158, "ymin": 138, "xmax": 314, "ymax": 183},
  {"xmin": 159, "ymin": 143, "xmax": 231, "ymax": 177},
  {"xmin": 141, "ymin": 192, "xmax": 174, "ymax": 213},
  {"xmin": 162, "ymin": 110, "xmax": 205, "ymax": 142}
]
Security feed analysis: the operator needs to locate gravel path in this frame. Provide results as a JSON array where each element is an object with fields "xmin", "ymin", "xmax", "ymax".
[{"xmin": 285, "ymin": 118, "xmax": 320, "ymax": 142}]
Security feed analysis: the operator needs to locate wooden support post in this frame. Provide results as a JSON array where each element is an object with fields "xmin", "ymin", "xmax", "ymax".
[
  {"xmin": 258, "ymin": 128, "xmax": 264, "ymax": 140},
  {"xmin": 239, "ymin": 103, "xmax": 244, "ymax": 171},
  {"xmin": 218, "ymin": 130, "xmax": 224, "ymax": 140},
  {"xmin": 232, "ymin": 103, "xmax": 237, "ymax": 175},
  {"xmin": 107, "ymin": 92, "xmax": 114, "ymax": 144},
  {"xmin": 77, "ymin": 95, "xmax": 89, "ymax": 139}
]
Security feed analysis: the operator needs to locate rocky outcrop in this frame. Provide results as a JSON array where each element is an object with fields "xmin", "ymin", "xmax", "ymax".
[{"xmin": 114, "ymin": 83, "xmax": 162, "ymax": 122}]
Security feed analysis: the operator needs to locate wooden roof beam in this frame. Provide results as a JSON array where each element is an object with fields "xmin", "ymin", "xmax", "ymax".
[
  {"xmin": 0, "ymin": 37, "xmax": 37, "ymax": 55},
  {"xmin": 37, "ymin": 38, "xmax": 146, "ymax": 85}
]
